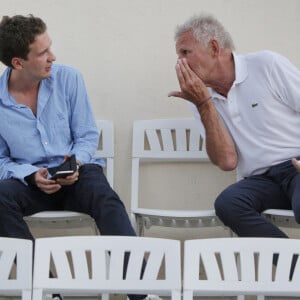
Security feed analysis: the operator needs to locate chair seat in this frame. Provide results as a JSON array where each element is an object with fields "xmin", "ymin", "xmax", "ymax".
[
  {"xmin": 24, "ymin": 211, "xmax": 98, "ymax": 230},
  {"xmin": 133, "ymin": 208, "xmax": 222, "ymax": 228},
  {"xmin": 263, "ymin": 209, "xmax": 298, "ymax": 228},
  {"xmin": 26, "ymin": 211, "xmax": 90, "ymax": 219}
]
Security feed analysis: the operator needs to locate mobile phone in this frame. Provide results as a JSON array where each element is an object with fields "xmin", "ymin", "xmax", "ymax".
[
  {"xmin": 48, "ymin": 155, "xmax": 77, "ymax": 180},
  {"xmin": 50, "ymin": 170, "xmax": 75, "ymax": 179}
]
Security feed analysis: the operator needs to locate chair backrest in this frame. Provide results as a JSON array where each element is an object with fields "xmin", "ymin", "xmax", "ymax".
[
  {"xmin": 0, "ymin": 237, "xmax": 32, "ymax": 300},
  {"xmin": 131, "ymin": 118, "xmax": 208, "ymax": 210},
  {"xmin": 95, "ymin": 120, "xmax": 114, "ymax": 187},
  {"xmin": 132, "ymin": 118, "xmax": 207, "ymax": 161},
  {"xmin": 32, "ymin": 236, "xmax": 181, "ymax": 300},
  {"xmin": 183, "ymin": 237, "xmax": 300, "ymax": 299}
]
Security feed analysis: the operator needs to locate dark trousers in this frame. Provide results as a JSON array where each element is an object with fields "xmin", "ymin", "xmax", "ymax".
[
  {"xmin": 0, "ymin": 164, "xmax": 145, "ymax": 300},
  {"xmin": 215, "ymin": 159, "xmax": 300, "ymax": 237},
  {"xmin": 215, "ymin": 159, "xmax": 300, "ymax": 278},
  {"xmin": 0, "ymin": 164, "xmax": 137, "ymax": 239}
]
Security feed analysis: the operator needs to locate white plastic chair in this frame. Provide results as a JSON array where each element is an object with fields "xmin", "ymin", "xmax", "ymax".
[
  {"xmin": 0, "ymin": 237, "xmax": 33, "ymax": 300},
  {"xmin": 130, "ymin": 118, "xmax": 224, "ymax": 236},
  {"xmin": 32, "ymin": 236, "xmax": 181, "ymax": 300},
  {"xmin": 24, "ymin": 120, "xmax": 114, "ymax": 236},
  {"xmin": 262, "ymin": 209, "xmax": 299, "ymax": 228},
  {"xmin": 183, "ymin": 237, "xmax": 300, "ymax": 300}
]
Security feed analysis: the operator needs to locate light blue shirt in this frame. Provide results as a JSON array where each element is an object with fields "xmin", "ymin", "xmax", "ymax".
[{"xmin": 0, "ymin": 64, "xmax": 104, "ymax": 184}]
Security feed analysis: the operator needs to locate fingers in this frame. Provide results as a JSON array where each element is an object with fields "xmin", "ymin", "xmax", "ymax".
[
  {"xmin": 177, "ymin": 59, "xmax": 193, "ymax": 81},
  {"xmin": 175, "ymin": 59, "xmax": 193, "ymax": 87},
  {"xmin": 175, "ymin": 60, "xmax": 193, "ymax": 98},
  {"xmin": 42, "ymin": 184, "xmax": 62, "ymax": 194},
  {"xmin": 168, "ymin": 91, "xmax": 184, "ymax": 98},
  {"xmin": 56, "ymin": 170, "xmax": 79, "ymax": 186},
  {"xmin": 171, "ymin": 58, "xmax": 209, "ymax": 104},
  {"xmin": 36, "ymin": 179, "xmax": 62, "ymax": 194}
]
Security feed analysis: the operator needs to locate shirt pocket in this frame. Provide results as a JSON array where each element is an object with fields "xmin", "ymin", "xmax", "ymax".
[{"xmin": 45, "ymin": 112, "xmax": 72, "ymax": 146}]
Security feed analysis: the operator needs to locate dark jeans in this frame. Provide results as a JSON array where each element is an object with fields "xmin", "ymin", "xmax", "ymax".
[
  {"xmin": 0, "ymin": 164, "xmax": 145, "ymax": 300},
  {"xmin": 214, "ymin": 159, "xmax": 300, "ymax": 278},
  {"xmin": 214, "ymin": 159, "xmax": 300, "ymax": 237}
]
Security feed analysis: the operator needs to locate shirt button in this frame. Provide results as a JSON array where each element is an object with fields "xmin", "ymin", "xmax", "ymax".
[{"xmin": 44, "ymin": 141, "xmax": 48, "ymax": 145}]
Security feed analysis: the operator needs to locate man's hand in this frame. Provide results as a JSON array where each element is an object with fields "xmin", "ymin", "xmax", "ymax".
[
  {"xmin": 52, "ymin": 154, "xmax": 80, "ymax": 186},
  {"xmin": 168, "ymin": 58, "xmax": 211, "ymax": 106},
  {"xmin": 34, "ymin": 168, "xmax": 62, "ymax": 194},
  {"xmin": 292, "ymin": 158, "xmax": 300, "ymax": 172},
  {"xmin": 55, "ymin": 169, "xmax": 79, "ymax": 186}
]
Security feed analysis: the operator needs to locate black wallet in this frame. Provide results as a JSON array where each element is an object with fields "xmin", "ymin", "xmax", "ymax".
[{"xmin": 48, "ymin": 154, "xmax": 77, "ymax": 179}]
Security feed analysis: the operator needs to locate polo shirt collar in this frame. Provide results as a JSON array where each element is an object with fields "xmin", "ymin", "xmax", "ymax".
[{"xmin": 233, "ymin": 52, "xmax": 248, "ymax": 85}]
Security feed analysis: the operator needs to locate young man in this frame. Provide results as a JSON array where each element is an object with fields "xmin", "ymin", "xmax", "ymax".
[
  {"xmin": 169, "ymin": 13, "xmax": 300, "ymax": 238},
  {"xmin": 0, "ymin": 14, "xmax": 157, "ymax": 300}
]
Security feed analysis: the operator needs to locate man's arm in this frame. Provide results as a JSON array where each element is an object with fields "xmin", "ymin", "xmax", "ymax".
[
  {"xmin": 197, "ymin": 100, "xmax": 237, "ymax": 170},
  {"xmin": 0, "ymin": 136, "xmax": 40, "ymax": 183},
  {"xmin": 65, "ymin": 68, "xmax": 99, "ymax": 163},
  {"xmin": 169, "ymin": 59, "xmax": 237, "ymax": 171}
]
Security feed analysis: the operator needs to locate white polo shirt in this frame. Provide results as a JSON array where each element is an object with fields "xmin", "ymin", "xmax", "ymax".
[{"xmin": 190, "ymin": 51, "xmax": 300, "ymax": 178}]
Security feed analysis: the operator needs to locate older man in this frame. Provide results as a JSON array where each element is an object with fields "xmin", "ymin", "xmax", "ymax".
[{"xmin": 169, "ymin": 13, "xmax": 300, "ymax": 238}]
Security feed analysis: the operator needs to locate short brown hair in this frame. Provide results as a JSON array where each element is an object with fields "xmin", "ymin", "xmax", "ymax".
[{"xmin": 0, "ymin": 14, "xmax": 47, "ymax": 67}]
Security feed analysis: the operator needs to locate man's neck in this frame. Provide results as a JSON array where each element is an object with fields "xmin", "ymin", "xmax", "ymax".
[
  {"xmin": 8, "ymin": 69, "xmax": 40, "ymax": 116},
  {"xmin": 209, "ymin": 51, "xmax": 235, "ymax": 97},
  {"xmin": 8, "ymin": 69, "xmax": 40, "ymax": 94}
]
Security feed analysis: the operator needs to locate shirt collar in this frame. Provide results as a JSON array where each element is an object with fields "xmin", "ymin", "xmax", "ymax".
[
  {"xmin": 0, "ymin": 68, "xmax": 13, "ymax": 105},
  {"xmin": 232, "ymin": 52, "xmax": 248, "ymax": 85},
  {"xmin": 0, "ymin": 67, "xmax": 54, "ymax": 106}
]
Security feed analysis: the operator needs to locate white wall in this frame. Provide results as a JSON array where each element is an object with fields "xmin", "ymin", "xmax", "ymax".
[{"xmin": 1, "ymin": 0, "xmax": 300, "ymax": 239}]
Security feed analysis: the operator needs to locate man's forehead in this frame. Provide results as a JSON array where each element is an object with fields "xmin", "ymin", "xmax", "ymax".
[
  {"xmin": 176, "ymin": 31, "xmax": 196, "ymax": 48},
  {"xmin": 176, "ymin": 30, "xmax": 197, "ymax": 44},
  {"xmin": 29, "ymin": 32, "xmax": 51, "ymax": 49}
]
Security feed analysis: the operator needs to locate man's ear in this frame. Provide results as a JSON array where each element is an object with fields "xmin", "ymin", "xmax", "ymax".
[
  {"xmin": 209, "ymin": 39, "xmax": 220, "ymax": 57},
  {"xmin": 11, "ymin": 57, "xmax": 24, "ymax": 69}
]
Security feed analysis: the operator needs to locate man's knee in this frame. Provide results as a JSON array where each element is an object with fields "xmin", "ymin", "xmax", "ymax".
[
  {"xmin": 214, "ymin": 188, "xmax": 233, "ymax": 217},
  {"xmin": 292, "ymin": 197, "xmax": 300, "ymax": 224},
  {"xmin": 293, "ymin": 208, "xmax": 300, "ymax": 224}
]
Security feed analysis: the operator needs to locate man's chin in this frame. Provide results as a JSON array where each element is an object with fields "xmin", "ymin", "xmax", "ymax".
[{"xmin": 42, "ymin": 72, "xmax": 51, "ymax": 79}]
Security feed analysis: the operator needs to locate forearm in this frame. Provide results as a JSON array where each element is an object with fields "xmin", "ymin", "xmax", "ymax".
[
  {"xmin": 0, "ymin": 157, "xmax": 39, "ymax": 184},
  {"xmin": 198, "ymin": 100, "xmax": 238, "ymax": 171}
]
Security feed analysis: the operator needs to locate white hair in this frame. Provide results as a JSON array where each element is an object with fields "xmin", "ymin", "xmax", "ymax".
[{"xmin": 175, "ymin": 13, "xmax": 235, "ymax": 51}]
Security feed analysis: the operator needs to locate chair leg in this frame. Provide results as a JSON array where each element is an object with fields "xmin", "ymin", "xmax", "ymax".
[
  {"xmin": 22, "ymin": 290, "xmax": 32, "ymax": 300},
  {"xmin": 32, "ymin": 289, "xmax": 43, "ymax": 300},
  {"xmin": 171, "ymin": 290, "xmax": 181, "ymax": 300},
  {"xmin": 138, "ymin": 223, "xmax": 144, "ymax": 236},
  {"xmin": 136, "ymin": 217, "xmax": 145, "ymax": 236},
  {"xmin": 183, "ymin": 290, "xmax": 193, "ymax": 300},
  {"xmin": 102, "ymin": 293, "xmax": 109, "ymax": 300}
]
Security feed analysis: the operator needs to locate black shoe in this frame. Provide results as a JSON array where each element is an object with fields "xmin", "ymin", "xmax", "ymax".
[{"xmin": 52, "ymin": 294, "xmax": 64, "ymax": 300}]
